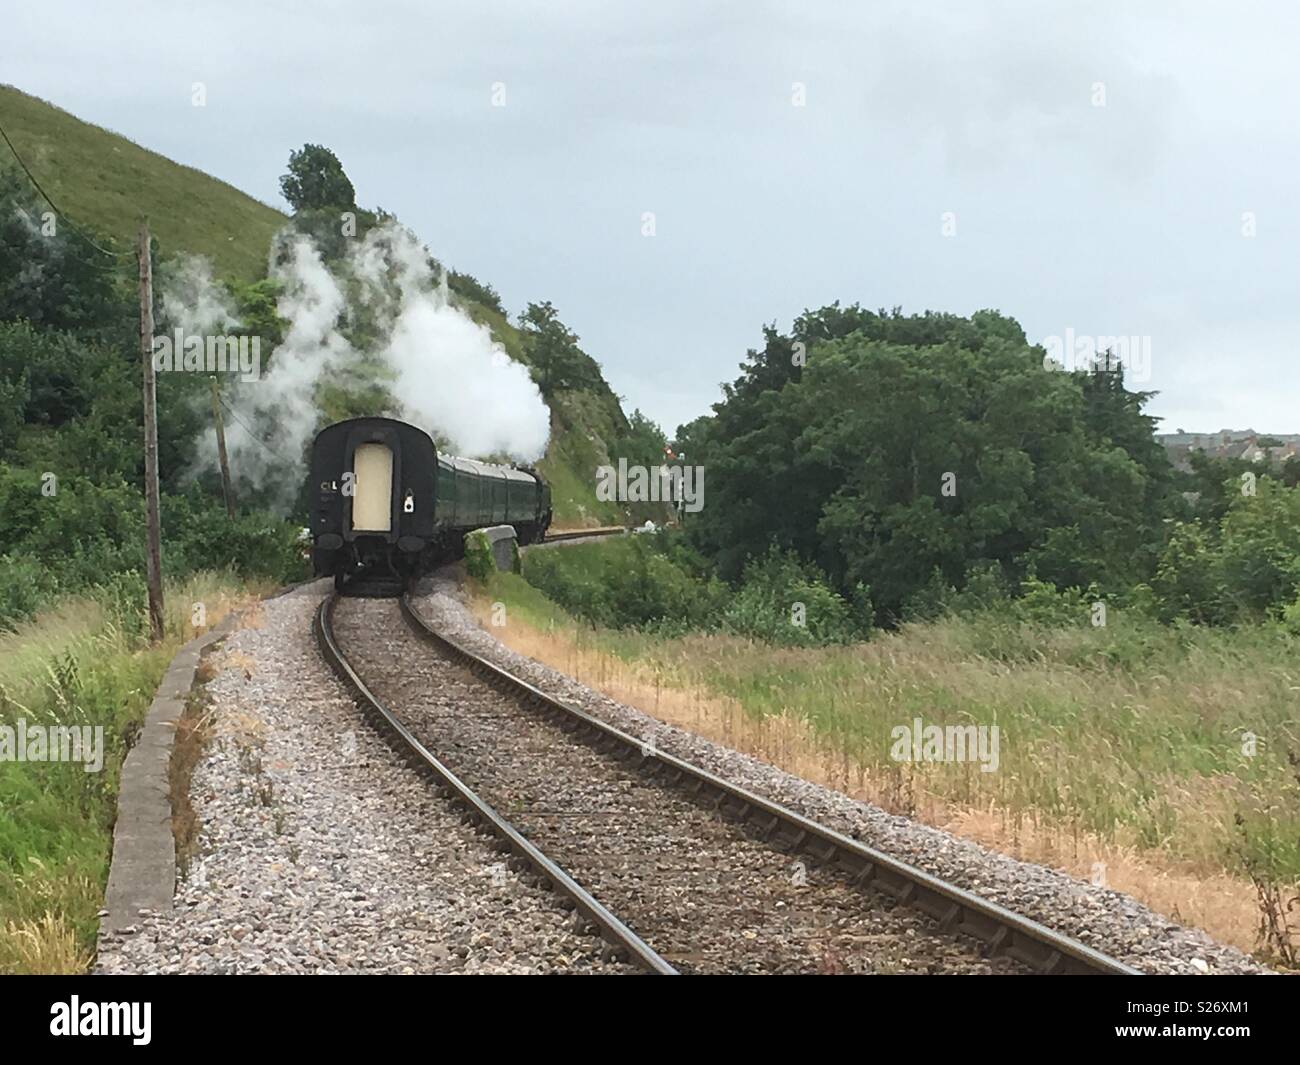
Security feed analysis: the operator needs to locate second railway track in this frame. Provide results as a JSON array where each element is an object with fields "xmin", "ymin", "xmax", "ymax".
[{"xmin": 319, "ymin": 591, "xmax": 1139, "ymax": 976}]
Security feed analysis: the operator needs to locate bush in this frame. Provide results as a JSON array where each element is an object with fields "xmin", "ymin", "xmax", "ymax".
[
  {"xmin": 464, "ymin": 530, "xmax": 495, "ymax": 582},
  {"xmin": 1214, "ymin": 478, "xmax": 1300, "ymax": 620},
  {"xmin": 161, "ymin": 490, "xmax": 307, "ymax": 584},
  {"xmin": 1152, "ymin": 478, "xmax": 1300, "ymax": 625},
  {"xmin": 1011, "ymin": 577, "xmax": 1090, "ymax": 627},
  {"xmin": 722, "ymin": 548, "xmax": 865, "ymax": 646},
  {"xmin": 0, "ymin": 469, "xmax": 305, "ymax": 630},
  {"xmin": 522, "ymin": 535, "xmax": 727, "ymax": 631},
  {"xmin": 521, "ymin": 536, "xmax": 866, "ymax": 646},
  {"xmin": 0, "ymin": 554, "xmax": 61, "ymax": 629},
  {"xmin": 900, "ymin": 567, "xmax": 956, "ymax": 623},
  {"xmin": 448, "ymin": 271, "xmax": 505, "ymax": 316},
  {"xmin": 1280, "ymin": 592, "xmax": 1300, "ymax": 636}
]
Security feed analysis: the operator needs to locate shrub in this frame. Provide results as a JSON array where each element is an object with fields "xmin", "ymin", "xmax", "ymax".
[
  {"xmin": 161, "ymin": 488, "xmax": 307, "ymax": 584},
  {"xmin": 1152, "ymin": 478, "xmax": 1300, "ymax": 625},
  {"xmin": 464, "ymin": 530, "xmax": 495, "ymax": 582},
  {"xmin": 1012, "ymin": 577, "xmax": 1090, "ymax": 627},
  {"xmin": 900, "ymin": 567, "xmax": 956, "ymax": 623},
  {"xmin": 1214, "ymin": 478, "xmax": 1300, "ymax": 621},
  {"xmin": 0, "ymin": 555, "xmax": 61, "ymax": 629},
  {"xmin": 722, "ymin": 548, "xmax": 864, "ymax": 646},
  {"xmin": 448, "ymin": 271, "xmax": 505, "ymax": 316},
  {"xmin": 522, "ymin": 535, "xmax": 727, "ymax": 631}
]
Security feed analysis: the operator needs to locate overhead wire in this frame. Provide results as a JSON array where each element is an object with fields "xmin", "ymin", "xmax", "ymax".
[
  {"xmin": 218, "ymin": 394, "xmax": 282, "ymax": 459},
  {"xmin": 0, "ymin": 117, "xmax": 138, "ymax": 268}
]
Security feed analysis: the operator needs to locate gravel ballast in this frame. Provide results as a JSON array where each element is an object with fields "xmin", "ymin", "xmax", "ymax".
[
  {"xmin": 95, "ymin": 582, "xmax": 633, "ymax": 975},
  {"xmin": 409, "ymin": 572, "xmax": 1272, "ymax": 976}
]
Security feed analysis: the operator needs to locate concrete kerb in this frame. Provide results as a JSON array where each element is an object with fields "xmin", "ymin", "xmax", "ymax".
[{"xmin": 98, "ymin": 614, "xmax": 239, "ymax": 936}]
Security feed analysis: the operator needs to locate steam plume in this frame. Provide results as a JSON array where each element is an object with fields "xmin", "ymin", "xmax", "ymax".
[{"xmin": 173, "ymin": 222, "xmax": 550, "ymax": 512}]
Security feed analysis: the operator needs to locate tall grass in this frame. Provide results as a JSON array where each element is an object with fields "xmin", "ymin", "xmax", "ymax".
[
  {"xmin": 482, "ymin": 570, "xmax": 1300, "ymax": 958},
  {"xmin": 0, "ymin": 570, "xmax": 261, "ymax": 973}
]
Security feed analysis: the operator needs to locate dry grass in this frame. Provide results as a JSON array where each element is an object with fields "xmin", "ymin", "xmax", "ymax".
[
  {"xmin": 1, "ymin": 912, "xmax": 94, "ymax": 974},
  {"xmin": 171, "ymin": 684, "xmax": 221, "ymax": 879},
  {"xmin": 472, "ymin": 595, "xmax": 1273, "ymax": 956}
]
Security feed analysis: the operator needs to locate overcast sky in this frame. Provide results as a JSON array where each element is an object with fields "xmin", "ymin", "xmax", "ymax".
[{"xmin": 6, "ymin": 1, "xmax": 1298, "ymax": 436}]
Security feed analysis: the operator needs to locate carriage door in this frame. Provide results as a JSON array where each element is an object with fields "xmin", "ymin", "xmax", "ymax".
[{"xmin": 352, "ymin": 443, "xmax": 394, "ymax": 532}]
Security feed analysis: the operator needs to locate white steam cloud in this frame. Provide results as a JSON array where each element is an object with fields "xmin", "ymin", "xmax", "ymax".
[
  {"xmin": 354, "ymin": 224, "xmax": 550, "ymax": 459},
  {"xmin": 161, "ymin": 256, "xmax": 240, "ymax": 334},
  {"xmin": 172, "ymin": 223, "xmax": 550, "ymax": 512}
]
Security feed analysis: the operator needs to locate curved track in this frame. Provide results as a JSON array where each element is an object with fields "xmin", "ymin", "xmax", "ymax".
[
  {"xmin": 315, "ymin": 594, "xmax": 675, "ymax": 973},
  {"xmin": 319, "ymin": 590, "xmax": 1139, "ymax": 975}
]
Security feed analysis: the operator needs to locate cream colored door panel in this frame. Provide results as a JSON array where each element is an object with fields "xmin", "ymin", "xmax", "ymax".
[{"xmin": 352, "ymin": 443, "xmax": 393, "ymax": 532}]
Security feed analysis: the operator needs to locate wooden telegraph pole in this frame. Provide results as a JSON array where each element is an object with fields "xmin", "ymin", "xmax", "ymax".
[
  {"xmin": 209, "ymin": 376, "xmax": 235, "ymax": 519},
  {"xmin": 138, "ymin": 221, "xmax": 165, "ymax": 642}
]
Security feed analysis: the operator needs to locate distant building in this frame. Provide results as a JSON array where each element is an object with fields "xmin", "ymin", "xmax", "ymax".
[{"xmin": 1154, "ymin": 428, "xmax": 1300, "ymax": 471}]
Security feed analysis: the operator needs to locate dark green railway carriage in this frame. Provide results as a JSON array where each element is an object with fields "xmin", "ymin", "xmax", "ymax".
[
  {"xmin": 309, "ymin": 417, "xmax": 552, "ymax": 589},
  {"xmin": 434, "ymin": 455, "xmax": 548, "ymax": 532}
]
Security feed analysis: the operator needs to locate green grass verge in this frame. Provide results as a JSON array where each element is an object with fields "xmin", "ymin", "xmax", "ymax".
[
  {"xmin": 482, "ymin": 567, "xmax": 1300, "ymax": 887},
  {"xmin": 0, "ymin": 571, "xmax": 259, "ymax": 973}
]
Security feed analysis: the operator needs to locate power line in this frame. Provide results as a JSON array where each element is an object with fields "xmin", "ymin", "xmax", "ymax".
[
  {"xmin": 0, "ymin": 118, "xmax": 135, "ymax": 261},
  {"xmin": 218, "ymin": 395, "xmax": 282, "ymax": 459}
]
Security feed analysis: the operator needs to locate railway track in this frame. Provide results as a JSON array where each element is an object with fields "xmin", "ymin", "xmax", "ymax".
[
  {"xmin": 314, "ymin": 593, "xmax": 673, "ymax": 973},
  {"xmin": 317, "ymin": 591, "xmax": 1139, "ymax": 976},
  {"xmin": 542, "ymin": 525, "xmax": 627, "ymax": 543}
]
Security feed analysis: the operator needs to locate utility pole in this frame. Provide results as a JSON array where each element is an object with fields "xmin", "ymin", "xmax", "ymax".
[
  {"xmin": 209, "ymin": 376, "xmax": 235, "ymax": 519},
  {"xmin": 138, "ymin": 221, "xmax": 165, "ymax": 642}
]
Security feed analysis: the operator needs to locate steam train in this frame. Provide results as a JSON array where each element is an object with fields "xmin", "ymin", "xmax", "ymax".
[{"xmin": 309, "ymin": 416, "xmax": 552, "ymax": 590}]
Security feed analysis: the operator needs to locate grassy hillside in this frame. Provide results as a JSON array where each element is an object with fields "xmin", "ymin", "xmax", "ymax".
[
  {"xmin": 0, "ymin": 85, "xmax": 285, "ymax": 279},
  {"xmin": 0, "ymin": 83, "xmax": 641, "ymax": 526}
]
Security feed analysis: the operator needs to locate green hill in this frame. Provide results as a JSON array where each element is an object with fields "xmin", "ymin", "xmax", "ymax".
[
  {"xmin": 0, "ymin": 85, "xmax": 285, "ymax": 279},
  {"xmin": 0, "ymin": 84, "xmax": 643, "ymax": 527}
]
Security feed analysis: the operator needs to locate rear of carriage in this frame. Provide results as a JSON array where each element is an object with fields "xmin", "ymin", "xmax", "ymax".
[
  {"xmin": 309, "ymin": 417, "xmax": 555, "ymax": 587},
  {"xmin": 308, "ymin": 417, "xmax": 437, "ymax": 588}
]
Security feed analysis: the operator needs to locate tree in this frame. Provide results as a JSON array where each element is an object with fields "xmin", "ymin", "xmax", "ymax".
[
  {"xmin": 0, "ymin": 164, "xmax": 130, "ymax": 340},
  {"xmin": 279, "ymin": 144, "xmax": 356, "ymax": 214},
  {"xmin": 615, "ymin": 409, "xmax": 667, "ymax": 468},
  {"xmin": 449, "ymin": 271, "xmax": 505, "ymax": 315},
  {"xmin": 518, "ymin": 301, "xmax": 600, "ymax": 397},
  {"xmin": 672, "ymin": 414, "xmax": 713, "ymax": 465},
  {"xmin": 686, "ymin": 305, "xmax": 1180, "ymax": 621},
  {"xmin": 0, "ymin": 321, "xmax": 99, "ymax": 428}
]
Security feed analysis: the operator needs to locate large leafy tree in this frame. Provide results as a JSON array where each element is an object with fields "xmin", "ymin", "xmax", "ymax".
[
  {"xmin": 688, "ymin": 305, "xmax": 1179, "ymax": 621},
  {"xmin": 518, "ymin": 301, "xmax": 600, "ymax": 397},
  {"xmin": 279, "ymin": 144, "xmax": 356, "ymax": 213}
]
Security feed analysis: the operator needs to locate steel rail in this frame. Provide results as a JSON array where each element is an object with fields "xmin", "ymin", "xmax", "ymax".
[
  {"xmin": 399, "ymin": 593, "xmax": 1141, "ymax": 976},
  {"xmin": 542, "ymin": 525, "xmax": 627, "ymax": 542},
  {"xmin": 314, "ymin": 594, "xmax": 678, "ymax": 975}
]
